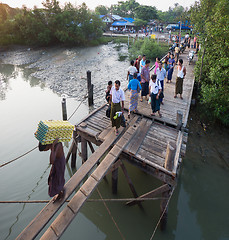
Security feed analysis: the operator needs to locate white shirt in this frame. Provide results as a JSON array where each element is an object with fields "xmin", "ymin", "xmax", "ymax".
[
  {"xmin": 156, "ymin": 67, "xmax": 166, "ymax": 81},
  {"xmin": 111, "ymin": 86, "xmax": 125, "ymax": 103},
  {"xmin": 127, "ymin": 66, "xmax": 137, "ymax": 75},
  {"xmin": 177, "ymin": 66, "xmax": 184, "ymax": 78},
  {"xmin": 149, "ymin": 80, "xmax": 162, "ymax": 94}
]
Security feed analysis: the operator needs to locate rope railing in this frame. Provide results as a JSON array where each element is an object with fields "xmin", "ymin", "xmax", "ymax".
[{"xmin": 0, "ymin": 146, "xmax": 38, "ymax": 168}]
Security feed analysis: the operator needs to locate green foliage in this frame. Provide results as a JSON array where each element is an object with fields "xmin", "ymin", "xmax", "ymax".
[
  {"xmin": 190, "ymin": 0, "xmax": 229, "ymax": 125},
  {"xmin": 135, "ymin": 5, "xmax": 157, "ymax": 22},
  {"xmin": 0, "ymin": 1, "xmax": 104, "ymax": 46},
  {"xmin": 134, "ymin": 18, "xmax": 147, "ymax": 28},
  {"xmin": 95, "ymin": 5, "xmax": 108, "ymax": 15},
  {"xmin": 111, "ymin": 0, "xmax": 139, "ymax": 18},
  {"xmin": 129, "ymin": 38, "xmax": 168, "ymax": 62}
]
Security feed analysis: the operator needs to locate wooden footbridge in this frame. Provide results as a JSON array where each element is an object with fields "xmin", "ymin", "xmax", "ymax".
[{"xmin": 17, "ymin": 48, "xmax": 195, "ymax": 239}]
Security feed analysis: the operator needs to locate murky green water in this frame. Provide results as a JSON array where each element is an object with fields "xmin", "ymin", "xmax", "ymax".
[{"xmin": 0, "ymin": 46, "xmax": 229, "ymax": 240}]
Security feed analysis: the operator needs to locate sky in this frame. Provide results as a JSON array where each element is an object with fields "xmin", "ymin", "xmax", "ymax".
[{"xmin": 1, "ymin": 0, "xmax": 197, "ymax": 11}]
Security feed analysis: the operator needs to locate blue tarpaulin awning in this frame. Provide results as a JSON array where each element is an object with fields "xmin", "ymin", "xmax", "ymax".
[{"xmin": 112, "ymin": 21, "xmax": 134, "ymax": 26}]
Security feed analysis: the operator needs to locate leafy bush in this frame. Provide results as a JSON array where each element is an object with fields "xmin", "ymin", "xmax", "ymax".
[{"xmin": 129, "ymin": 38, "xmax": 168, "ymax": 62}]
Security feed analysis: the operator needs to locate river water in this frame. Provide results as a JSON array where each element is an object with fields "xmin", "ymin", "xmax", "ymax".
[{"xmin": 0, "ymin": 43, "xmax": 229, "ymax": 240}]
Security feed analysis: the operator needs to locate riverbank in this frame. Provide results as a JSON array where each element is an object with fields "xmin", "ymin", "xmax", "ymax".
[{"xmin": 0, "ymin": 43, "xmax": 129, "ymax": 107}]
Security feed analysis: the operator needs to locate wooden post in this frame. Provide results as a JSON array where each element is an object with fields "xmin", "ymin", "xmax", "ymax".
[
  {"xmin": 176, "ymin": 110, "xmax": 183, "ymax": 130},
  {"xmin": 164, "ymin": 142, "xmax": 176, "ymax": 171},
  {"xmin": 71, "ymin": 129, "xmax": 78, "ymax": 169},
  {"xmin": 160, "ymin": 143, "xmax": 175, "ymax": 231},
  {"xmin": 87, "ymin": 71, "xmax": 94, "ymax": 106},
  {"xmin": 81, "ymin": 137, "xmax": 88, "ymax": 163},
  {"xmin": 112, "ymin": 168, "xmax": 118, "ymax": 194},
  {"xmin": 87, "ymin": 141, "xmax": 95, "ymax": 154},
  {"xmin": 62, "ymin": 97, "xmax": 67, "ymax": 120},
  {"xmin": 120, "ymin": 162, "xmax": 143, "ymax": 209}
]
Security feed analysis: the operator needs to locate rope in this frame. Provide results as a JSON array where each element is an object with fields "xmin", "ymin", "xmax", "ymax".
[
  {"xmin": 0, "ymin": 197, "xmax": 167, "ymax": 204},
  {"xmin": 0, "ymin": 146, "xmax": 38, "ymax": 168},
  {"xmin": 149, "ymin": 188, "xmax": 174, "ymax": 240},
  {"xmin": 67, "ymin": 94, "xmax": 88, "ymax": 121},
  {"xmin": 0, "ymin": 90, "xmax": 89, "ymax": 169},
  {"xmin": 96, "ymin": 188, "xmax": 126, "ymax": 240},
  {"xmin": 67, "ymin": 84, "xmax": 93, "ymax": 121}
]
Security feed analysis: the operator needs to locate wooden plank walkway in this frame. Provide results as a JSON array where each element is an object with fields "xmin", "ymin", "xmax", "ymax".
[
  {"xmin": 16, "ymin": 126, "xmax": 127, "ymax": 240},
  {"xmin": 17, "ymin": 48, "xmax": 195, "ymax": 239},
  {"xmin": 124, "ymin": 51, "xmax": 195, "ymax": 126},
  {"xmin": 40, "ymin": 118, "xmax": 140, "ymax": 239}
]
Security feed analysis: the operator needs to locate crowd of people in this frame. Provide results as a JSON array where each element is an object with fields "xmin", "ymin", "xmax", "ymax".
[{"xmin": 106, "ymin": 49, "xmax": 187, "ymax": 135}]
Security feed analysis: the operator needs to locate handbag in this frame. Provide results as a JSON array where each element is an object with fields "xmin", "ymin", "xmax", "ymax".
[
  {"xmin": 121, "ymin": 115, "xmax": 126, "ymax": 127},
  {"xmin": 106, "ymin": 104, "xmax": 111, "ymax": 118},
  {"xmin": 159, "ymin": 91, "xmax": 164, "ymax": 99},
  {"xmin": 157, "ymin": 80, "xmax": 164, "ymax": 99}
]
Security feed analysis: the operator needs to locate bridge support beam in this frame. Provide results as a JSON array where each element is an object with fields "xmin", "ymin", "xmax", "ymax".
[{"xmin": 81, "ymin": 137, "xmax": 88, "ymax": 163}]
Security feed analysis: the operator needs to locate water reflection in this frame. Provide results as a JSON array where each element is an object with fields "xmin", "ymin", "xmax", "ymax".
[{"xmin": 0, "ymin": 64, "xmax": 16, "ymax": 100}]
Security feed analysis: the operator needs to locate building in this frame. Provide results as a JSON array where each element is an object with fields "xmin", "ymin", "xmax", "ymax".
[{"xmin": 99, "ymin": 14, "xmax": 135, "ymax": 31}]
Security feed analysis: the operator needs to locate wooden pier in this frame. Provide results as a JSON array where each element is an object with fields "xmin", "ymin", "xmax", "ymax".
[{"xmin": 17, "ymin": 48, "xmax": 195, "ymax": 239}]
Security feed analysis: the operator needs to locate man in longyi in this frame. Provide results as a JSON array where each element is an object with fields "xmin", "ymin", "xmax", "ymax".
[{"xmin": 109, "ymin": 80, "xmax": 125, "ymax": 135}]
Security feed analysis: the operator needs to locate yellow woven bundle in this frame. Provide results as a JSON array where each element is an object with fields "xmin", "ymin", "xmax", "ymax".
[{"xmin": 35, "ymin": 120, "xmax": 74, "ymax": 145}]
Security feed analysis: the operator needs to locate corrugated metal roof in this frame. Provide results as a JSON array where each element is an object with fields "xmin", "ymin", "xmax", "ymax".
[{"xmin": 123, "ymin": 17, "xmax": 135, "ymax": 23}]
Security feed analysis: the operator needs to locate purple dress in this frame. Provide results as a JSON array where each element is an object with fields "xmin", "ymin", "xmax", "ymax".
[{"xmin": 48, "ymin": 147, "xmax": 65, "ymax": 197}]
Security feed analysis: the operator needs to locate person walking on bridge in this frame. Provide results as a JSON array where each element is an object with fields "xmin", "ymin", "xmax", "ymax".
[
  {"xmin": 167, "ymin": 54, "xmax": 175, "ymax": 83},
  {"xmin": 174, "ymin": 59, "xmax": 186, "ymax": 99},
  {"xmin": 110, "ymin": 80, "xmax": 125, "ymax": 135},
  {"xmin": 127, "ymin": 60, "xmax": 137, "ymax": 82},
  {"xmin": 39, "ymin": 138, "xmax": 65, "ymax": 202},
  {"xmin": 128, "ymin": 72, "xmax": 141, "ymax": 118},
  {"xmin": 156, "ymin": 62, "xmax": 166, "ymax": 105},
  {"xmin": 139, "ymin": 54, "xmax": 146, "ymax": 73},
  {"xmin": 149, "ymin": 74, "xmax": 162, "ymax": 117},
  {"xmin": 134, "ymin": 55, "xmax": 141, "ymax": 73},
  {"xmin": 140, "ymin": 59, "xmax": 150, "ymax": 102}
]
